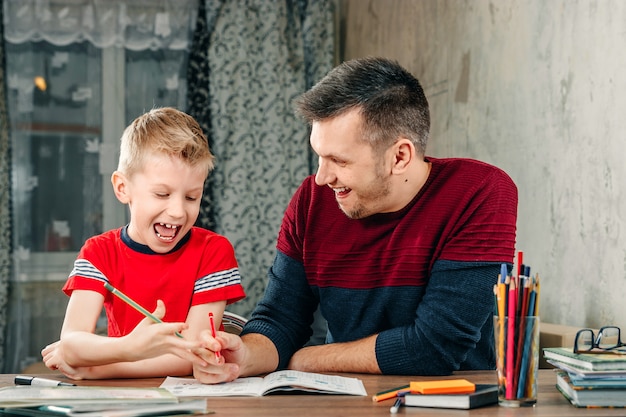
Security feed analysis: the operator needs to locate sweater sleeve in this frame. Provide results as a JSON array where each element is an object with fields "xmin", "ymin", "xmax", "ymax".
[
  {"xmin": 375, "ymin": 260, "xmax": 504, "ymax": 375},
  {"xmin": 240, "ymin": 250, "xmax": 318, "ymax": 370}
]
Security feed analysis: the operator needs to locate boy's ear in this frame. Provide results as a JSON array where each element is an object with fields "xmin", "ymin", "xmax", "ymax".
[{"xmin": 111, "ymin": 171, "xmax": 130, "ymax": 204}]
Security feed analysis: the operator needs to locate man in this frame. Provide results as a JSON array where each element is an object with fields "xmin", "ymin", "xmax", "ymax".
[{"xmin": 195, "ymin": 57, "xmax": 518, "ymax": 383}]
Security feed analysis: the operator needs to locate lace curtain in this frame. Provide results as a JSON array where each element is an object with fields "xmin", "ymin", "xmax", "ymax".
[
  {"xmin": 1, "ymin": 0, "xmax": 198, "ymax": 373},
  {"xmin": 3, "ymin": 0, "xmax": 197, "ymax": 50},
  {"xmin": 0, "ymin": 0, "xmax": 335, "ymax": 372}
]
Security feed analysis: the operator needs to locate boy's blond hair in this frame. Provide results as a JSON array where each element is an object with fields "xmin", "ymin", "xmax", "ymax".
[{"xmin": 117, "ymin": 107, "xmax": 214, "ymax": 178}]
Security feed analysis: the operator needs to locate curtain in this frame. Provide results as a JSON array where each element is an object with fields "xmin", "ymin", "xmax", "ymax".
[
  {"xmin": 0, "ymin": 0, "xmax": 13, "ymax": 373},
  {"xmin": 4, "ymin": 0, "xmax": 197, "ymax": 50},
  {"xmin": 1, "ymin": 0, "xmax": 198, "ymax": 373},
  {"xmin": 187, "ymin": 0, "xmax": 215, "ymax": 229},
  {"xmin": 0, "ymin": 0, "xmax": 334, "ymax": 373},
  {"xmin": 187, "ymin": 0, "xmax": 335, "ymax": 317}
]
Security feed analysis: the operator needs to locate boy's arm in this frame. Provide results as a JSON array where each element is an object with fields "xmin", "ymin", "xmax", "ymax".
[
  {"xmin": 46, "ymin": 291, "xmax": 220, "ymax": 379},
  {"xmin": 65, "ymin": 318, "xmax": 219, "ymax": 380}
]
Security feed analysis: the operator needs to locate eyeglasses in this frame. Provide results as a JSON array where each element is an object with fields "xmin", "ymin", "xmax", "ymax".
[{"xmin": 573, "ymin": 326, "xmax": 626, "ymax": 354}]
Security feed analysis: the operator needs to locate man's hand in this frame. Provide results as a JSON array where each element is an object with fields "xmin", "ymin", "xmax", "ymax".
[
  {"xmin": 193, "ymin": 331, "xmax": 280, "ymax": 384},
  {"xmin": 193, "ymin": 331, "xmax": 245, "ymax": 383}
]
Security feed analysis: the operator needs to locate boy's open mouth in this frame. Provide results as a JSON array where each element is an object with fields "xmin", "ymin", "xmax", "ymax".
[{"xmin": 154, "ymin": 223, "xmax": 179, "ymax": 241}]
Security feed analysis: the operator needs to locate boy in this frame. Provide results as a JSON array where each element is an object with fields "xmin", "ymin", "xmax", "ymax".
[{"xmin": 42, "ymin": 107, "xmax": 245, "ymax": 380}]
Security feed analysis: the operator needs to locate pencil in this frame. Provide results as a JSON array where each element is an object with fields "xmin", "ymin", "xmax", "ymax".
[
  {"xmin": 533, "ymin": 273, "xmax": 541, "ymax": 315},
  {"xmin": 505, "ymin": 278, "xmax": 517, "ymax": 399},
  {"xmin": 372, "ymin": 384, "xmax": 410, "ymax": 402},
  {"xmin": 496, "ymin": 279, "xmax": 506, "ymax": 383},
  {"xmin": 513, "ymin": 277, "xmax": 531, "ymax": 389},
  {"xmin": 517, "ymin": 289, "xmax": 538, "ymax": 398},
  {"xmin": 209, "ymin": 312, "xmax": 221, "ymax": 359},
  {"xmin": 104, "ymin": 282, "xmax": 183, "ymax": 338}
]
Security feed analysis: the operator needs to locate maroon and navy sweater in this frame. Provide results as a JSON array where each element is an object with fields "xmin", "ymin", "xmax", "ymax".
[{"xmin": 242, "ymin": 157, "xmax": 518, "ymax": 375}]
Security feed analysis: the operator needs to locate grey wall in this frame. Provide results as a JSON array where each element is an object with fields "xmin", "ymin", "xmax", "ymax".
[{"xmin": 340, "ymin": 0, "xmax": 626, "ymax": 330}]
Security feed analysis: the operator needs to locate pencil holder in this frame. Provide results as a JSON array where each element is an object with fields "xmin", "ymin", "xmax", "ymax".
[{"xmin": 493, "ymin": 315, "xmax": 540, "ymax": 407}]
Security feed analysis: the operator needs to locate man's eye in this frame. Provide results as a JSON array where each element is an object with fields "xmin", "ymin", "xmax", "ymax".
[
  {"xmin": 156, "ymin": 193, "xmax": 168, "ymax": 198},
  {"xmin": 186, "ymin": 196, "xmax": 198, "ymax": 202}
]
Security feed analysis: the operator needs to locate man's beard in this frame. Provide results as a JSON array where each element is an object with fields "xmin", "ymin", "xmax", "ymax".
[{"xmin": 339, "ymin": 170, "xmax": 391, "ymax": 219}]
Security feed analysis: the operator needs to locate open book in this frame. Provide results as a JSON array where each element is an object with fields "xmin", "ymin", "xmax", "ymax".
[{"xmin": 160, "ymin": 370, "xmax": 367, "ymax": 397}]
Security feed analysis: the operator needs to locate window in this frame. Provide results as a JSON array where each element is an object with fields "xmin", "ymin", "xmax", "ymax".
[{"xmin": 3, "ymin": 40, "xmax": 191, "ymax": 373}]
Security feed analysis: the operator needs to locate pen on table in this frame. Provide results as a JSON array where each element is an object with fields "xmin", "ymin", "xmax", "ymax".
[
  {"xmin": 389, "ymin": 397, "xmax": 403, "ymax": 414},
  {"xmin": 208, "ymin": 312, "xmax": 221, "ymax": 360},
  {"xmin": 104, "ymin": 282, "xmax": 183, "ymax": 338},
  {"xmin": 15, "ymin": 375, "xmax": 75, "ymax": 387},
  {"xmin": 372, "ymin": 384, "xmax": 410, "ymax": 402}
]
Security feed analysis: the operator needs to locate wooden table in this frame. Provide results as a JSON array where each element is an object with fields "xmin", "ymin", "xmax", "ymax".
[{"xmin": 1, "ymin": 370, "xmax": 624, "ymax": 416}]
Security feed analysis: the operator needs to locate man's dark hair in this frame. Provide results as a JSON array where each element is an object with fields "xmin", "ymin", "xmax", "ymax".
[{"xmin": 294, "ymin": 57, "xmax": 430, "ymax": 154}]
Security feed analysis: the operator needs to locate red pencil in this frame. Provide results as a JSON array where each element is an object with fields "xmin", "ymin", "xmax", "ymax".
[
  {"xmin": 209, "ymin": 312, "xmax": 221, "ymax": 360},
  {"xmin": 506, "ymin": 279, "xmax": 517, "ymax": 400}
]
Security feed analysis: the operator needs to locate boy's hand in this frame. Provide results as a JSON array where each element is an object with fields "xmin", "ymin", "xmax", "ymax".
[
  {"xmin": 41, "ymin": 340, "xmax": 84, "ymax": 379},
  {"xmin": 124, "ymin": 300, "xmax": 207, "ymax": 366}
]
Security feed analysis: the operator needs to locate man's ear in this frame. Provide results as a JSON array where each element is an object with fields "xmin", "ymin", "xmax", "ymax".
[
  {"xmin": 390, "ymin": 138, "xmax": 415, "ymax": 175},
  {"xmin": 111, "ymin": 171, "xmax": 130, "ymax": 204}
]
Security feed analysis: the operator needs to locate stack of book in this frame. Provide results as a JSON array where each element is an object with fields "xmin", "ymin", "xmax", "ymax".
[
  {"xmin": 0, "ymin": 385, "xmax": 209, "ymax": 417},
  {"xmin": 543, "ymin": 347, "xmax": 626, "ymax": 408}
]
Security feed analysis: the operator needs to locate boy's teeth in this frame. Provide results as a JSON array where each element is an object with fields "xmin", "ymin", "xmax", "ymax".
[{"xmin": 155, "ymin": 223, "xmax": 179, "ymax": 240}]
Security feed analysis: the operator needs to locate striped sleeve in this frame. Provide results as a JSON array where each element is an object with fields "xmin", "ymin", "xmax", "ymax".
[
  {"xmin": 194, "ymin": 267, "xmax": 242, "ymax": 293},
  {"xmin": 63, "ymin": 258, "xmax": 109, "ymax": 296}
]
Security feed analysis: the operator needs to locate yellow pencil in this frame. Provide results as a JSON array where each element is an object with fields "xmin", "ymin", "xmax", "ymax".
[
  {"xmin": 104, "ymin": 282, "xmax": 183, "ymax": 338},
  {"xmin": 372, "ymin": 384, "xmax": 410, "ymax": 402}
]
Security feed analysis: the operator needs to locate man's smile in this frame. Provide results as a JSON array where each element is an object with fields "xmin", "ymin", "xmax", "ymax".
[{"xmin": 332, "ymin": 186, "xmax": 352, "ymax": 197}]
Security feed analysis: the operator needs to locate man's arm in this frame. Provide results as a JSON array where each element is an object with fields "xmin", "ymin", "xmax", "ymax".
[
  {"xmin": 191, "ymin": 250, "xmax": 314, "ymax": 384},
  {"xmin": 375, "ymin": 261, "xmax": 501, "ymax": 375},
  {"xmin": 195, "ymin": 262, "xmax": 500, "ymax": 379},
  {"xmin": 287, "ymin": 334, "xmax": 380, "ymax": 373},
  {"xmin": 286, "ymin": 262, "xmax": 501, "ymax": 375},
  {"xmin": 239, "ymin": 251, "xmax": 319, "ymax": 368},
  {"xmin": 194, "ymin": 324, "xmax": 378, "ymax": 382}
]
